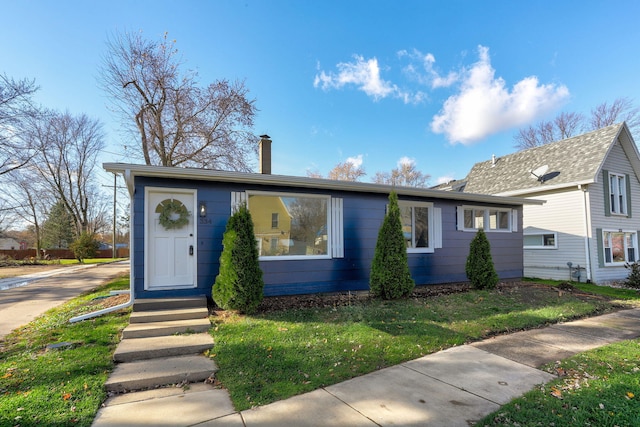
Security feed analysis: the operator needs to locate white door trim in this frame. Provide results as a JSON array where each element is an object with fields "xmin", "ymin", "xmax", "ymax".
[{"xmin": 144, "ymin": 187, "xmax": 198, "ymax": 291}]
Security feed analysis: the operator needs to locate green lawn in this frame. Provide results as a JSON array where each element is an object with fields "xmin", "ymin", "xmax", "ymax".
[
  {"xmin": 0, "ymin": 277, "xmax": 131, "ymax": 427},
  {"xmin": 477, "ymin": 338, "xmax": 640, "ymax": 426},
  {"xmin": 211, "ymin": 283, "xmax": 638, "ymax": 411}
]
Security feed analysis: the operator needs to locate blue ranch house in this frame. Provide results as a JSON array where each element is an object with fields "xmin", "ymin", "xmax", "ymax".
[{"xmin": 106, "ymin": 142, "xmax": 541, "ymax": 300}]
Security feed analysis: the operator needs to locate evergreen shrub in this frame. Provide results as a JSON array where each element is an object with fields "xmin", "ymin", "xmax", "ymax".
[
  {"xmin": 369, "ymin": 191, "xmax": 415, "ymax": 299},
  {"xmin": 465, "ymin": 228, "xmax": 499, "ymax": 289},
  {"xmin": 213, "ymin": 204, "xmax": 264, "ymax": 314}
]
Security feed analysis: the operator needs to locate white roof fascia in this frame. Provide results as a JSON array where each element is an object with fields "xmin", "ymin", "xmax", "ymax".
[
  {"xmin": 104, "ymin": 163, "xmax": 544, "ymax": 206},
  {"xmin": 495, "ymin": 179, "xmax": 595, "ymax": 197}
]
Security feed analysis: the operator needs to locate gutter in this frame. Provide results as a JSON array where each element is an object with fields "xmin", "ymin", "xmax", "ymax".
[{"xmin": 104, "ymin": 163, "xmax": 544, "ymax": 206}]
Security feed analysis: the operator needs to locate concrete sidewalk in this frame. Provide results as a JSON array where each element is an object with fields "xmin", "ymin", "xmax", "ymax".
[
  {"xmin": 0, "ymin": 261, "xmax": 130, "ymax": 340},
  {"xmin": 92, "ymin": 307, "xmax": 640, "ymax": 427}
]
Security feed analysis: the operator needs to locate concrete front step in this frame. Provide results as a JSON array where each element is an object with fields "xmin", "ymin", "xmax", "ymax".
[
  {"xmin": 113, "ymin": 333, "xmax": 214, "ymax": 363},
  {"xmin": 122, "ymin": 318, "xmax": 211, "ymax": 339},
  {"xmin": 129, "ymin": 307, "xmax": 209, "ymax": 324},
  {"xmin": 105, "ymin": 355, "xmax": 218, "ymax": 392},
  {"xmin": 133, "ymin": 296, "xmax": 208, "ymax": 312}
]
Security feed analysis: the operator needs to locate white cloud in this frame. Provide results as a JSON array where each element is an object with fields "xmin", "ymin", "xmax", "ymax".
[
  {"xmin": 430, "ymin": 46, "xmax": 570, "ymax": 145},
  {"xmin": 398, "ymin": 49, "xmax": 458, "ymax": 89},
  {"xmin": 397, "ymin": 156, "xmax": 415, "ymax": 167},
  {"xmin": 314, "ymin": 55, "xmax": 425, "ymax": 104},
  {"xmin": 346, "ymin": 154, "xmax": 364, "ymax": 168},
  {"xmin": 314, "ymin": 55, "xmax": 395, "ymax": 100}
]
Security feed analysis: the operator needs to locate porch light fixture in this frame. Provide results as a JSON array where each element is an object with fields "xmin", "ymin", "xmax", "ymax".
[{"xmin": 199, "ymin": 202, "xmax": 207, "ymax": 217}]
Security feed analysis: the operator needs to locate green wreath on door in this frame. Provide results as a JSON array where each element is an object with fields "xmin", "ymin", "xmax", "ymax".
[{"xmin": 156, "ymin": 199, "xmax": 190, "ymax": 230}]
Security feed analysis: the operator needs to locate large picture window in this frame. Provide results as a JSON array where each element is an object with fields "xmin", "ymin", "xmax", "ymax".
[
  {"xmin": 248, "ymin": 192, "xmax": 330, "ymax": 259},
  {"xmin": 398, "ymin": 201, "xmax": 434, "ymax": 253},
  {"xmin": 602, "ymin": 230, "xmax": 637, "ymax": 265}
]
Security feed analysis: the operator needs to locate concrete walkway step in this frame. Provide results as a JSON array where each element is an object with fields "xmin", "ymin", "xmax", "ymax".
[
  {"xmin": 113, "ymin": 333, "xmax": 214, "ymax": 363},
  {"xmin": 105, "ymin": 355, "xmax": 219, "ymax": 392},
  {"xmin": 122, "ymin": 318, "xmax": 211, "ymax": 339},
  {"xmin": 129, "ymin": 307, "xmax": 208, "ymax": 323},
  {"xmin": 133, "ymin": 296, "xmax": 207, "ymax": 312}
]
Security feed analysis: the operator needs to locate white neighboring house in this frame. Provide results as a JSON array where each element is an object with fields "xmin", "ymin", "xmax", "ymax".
[
  {"xmin": 0, "ymin": 238, "xmax": 21, "ymax": 250},
  {"xmin": 457, "ymin": 122, "xmax": 640, "ymax": 284}
]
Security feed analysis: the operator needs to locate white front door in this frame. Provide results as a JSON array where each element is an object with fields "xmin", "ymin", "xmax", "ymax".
[{"xmin": 145, "ymin": 188, "xmax": 197, "ymax": 290}]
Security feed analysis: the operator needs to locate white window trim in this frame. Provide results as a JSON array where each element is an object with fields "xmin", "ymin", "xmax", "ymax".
[
  {"xmin": 523, "ymin": 232, "xmax": 558, "ymax": 249},
  {"xmin": 457, "ymin": 205, "xmax": 514, "ymax": 232},
  {"xmin": 247, "ymin": 190, "xmax": 333, "ymax": 261},
  {"xmin": 609, "ymin": 172, "xmax": 628, "ymax": 216},
  {"xmin": 398, "ymin": 200, "xmax": 435, "ymax": 253},
  {"xmin": 602, "ymin": 229, "xmax": 637, "ymax": 266}
]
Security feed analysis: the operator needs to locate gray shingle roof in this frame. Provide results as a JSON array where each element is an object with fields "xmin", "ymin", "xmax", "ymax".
[{"xmin": 463, "ymin": 123, "xmax": 626, "ymax": 195}]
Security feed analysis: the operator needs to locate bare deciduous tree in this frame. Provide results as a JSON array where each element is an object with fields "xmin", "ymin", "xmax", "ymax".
[
  {"xmin": 0, "ymin": 74, "xmax": 39, "ymax": 175},
  {"xmin": 514, "ymin": 97, "xmax": 640, "ymax": 150},
  {"xmin": 3, "ymin": 169, "xmax": 47, "ymax": 256},
  {"xmin": 27, "ymin": 111, "xmax": 108, "ymax": 235},
  {"xmin": 307, "ymin": 157, "xmax": 366, "ymax": 182},
  {"xmin": 590, "ymin": 97, "xmax": 640, "ymax": 132},
  {"xmin": 372, "ymin": 158, "xmax": 430, "ymax": 188},
  {"xmin": 100, "ymin": 31, "xmax": 258, "ymax": 170}
]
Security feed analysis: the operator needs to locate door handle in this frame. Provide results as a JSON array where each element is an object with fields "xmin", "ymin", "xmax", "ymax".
[{"xmin": 189, "ymin": 245, "xmax": 194, "ymax": 255}]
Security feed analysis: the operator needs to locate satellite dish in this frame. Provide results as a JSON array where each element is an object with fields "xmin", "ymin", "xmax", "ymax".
[{"xmin": 530, "ymin": 165, "xmax": 549, "ymax": 182}]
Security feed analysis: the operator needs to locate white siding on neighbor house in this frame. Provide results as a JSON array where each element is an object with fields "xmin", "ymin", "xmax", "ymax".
[
  {"xmin": 589, "ymin": 141, "xmax": 640, "ymax": 284},
  {"xmin": 523, "ymin": 189, "xmax": 588, "ymax": 281}
]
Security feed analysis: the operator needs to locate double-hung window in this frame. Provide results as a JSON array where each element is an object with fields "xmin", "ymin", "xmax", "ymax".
[
  {"xmin": 602, "ymin": 230, "xmax": 637, "ymax": 265},
  {"xmin": 609, "ymin": 173, "xmax": 627, "ymax": 215},
  {"xmin": 398, "ymin": 201, "xmax": 434, "ymax": 253}
]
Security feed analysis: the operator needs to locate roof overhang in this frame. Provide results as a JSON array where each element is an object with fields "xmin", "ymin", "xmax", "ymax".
[
  {"xmin": 495, "ymin": 180, "xmax": 594, "ymax": 197},
  {"xmin": 104, "ymin": 163, "xmax": 545, "ymax": 206}
]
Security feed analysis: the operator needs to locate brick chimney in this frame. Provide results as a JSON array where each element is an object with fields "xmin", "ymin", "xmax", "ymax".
[{"xmin": 259, "ymin": 134, "xmax": 272, "ymax": 174}]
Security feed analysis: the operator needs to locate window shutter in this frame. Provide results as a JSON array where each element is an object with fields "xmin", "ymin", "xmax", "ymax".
[
  {"xmin": 231, "ymin": 191, "xmax": 246, "ymax": 214},
  {"xmin": 456, "ymin": 206, "xmax": 464, "ymax": 231},
  {"xmin": 626, "ymin": 174, "xmax": 632, "ymax": 217},
  {"xmin": 433, "ymin": 207, "xmax": 442, "ymax": 249},
  {"xmin": 331, "ymin": 198, "xmax": 344, "ymax": 258},
  {"xmin": 603, "ymin": 170, "xmax": 611, "ymax": 217},
  {"xmin": 596, "ymin": 228, "xmax": 604, "ymax": 268},
  {"xmin": 511, "ymin": 209, "xmax": 518, "ymax": 232}
]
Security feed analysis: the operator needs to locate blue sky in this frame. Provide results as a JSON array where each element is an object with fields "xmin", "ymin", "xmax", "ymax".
[{"xmin": 3, "ymin": 0, "xmax": 640, "ymax": 188}]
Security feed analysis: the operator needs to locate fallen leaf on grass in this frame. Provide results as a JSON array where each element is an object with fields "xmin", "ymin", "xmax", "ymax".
[
  {"xmin": 626, "ymin": 392, "xmax": 635, "ymax": 399},
  {"xmin": 62, "ymin": 393, "xmax": 72, "ymax": 401},
  {"xmin": 550, "ymin": 387, "xmax": 563, "ymax": 399}
]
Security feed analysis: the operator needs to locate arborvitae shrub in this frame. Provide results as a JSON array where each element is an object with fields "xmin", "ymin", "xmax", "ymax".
[
  {"xmin": 624, "ymin": 262, "xmax": 640, "ymax": 289},
  {"xmin": 69, "ymin": 231, "xmax": 99, "ymax": 263},
  {"xmin": 465, "ymin": 228, "xmax": 499, "ymax": 289},
  {"xmin": 369, "ymin": 191, "xmax": 415, "ymax": 299},
  {"xmin": 213, "ymin": 204, "xmax": 264, "ymax": 314}
]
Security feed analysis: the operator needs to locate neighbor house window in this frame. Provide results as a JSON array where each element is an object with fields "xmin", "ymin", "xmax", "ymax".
[
  {"xmin": 398, "ymin": 201, "xmax": 433, "ymax": 253},
  {"xmin": 248, "ymin": 192, "xmax": 331, "ymax": 259},
  {"xmin": 602, "ymin": 230, "xmax": 637, "ymax": 265},
  {"xmin": 609, "ymin": 173, "xmax": 627, "ymax": 215},
  {"xmin": 524, "ymin": 233, "xmax": 557, "ymax": 249},
  {"xmin": 458, "ymin": 206, "xmax": 514, "ymax": 232}
]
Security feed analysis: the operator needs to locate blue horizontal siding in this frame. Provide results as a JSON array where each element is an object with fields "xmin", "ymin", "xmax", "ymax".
[{"xmin": 131, "ymin": 176, "xmax": 523, "ymax": 298}]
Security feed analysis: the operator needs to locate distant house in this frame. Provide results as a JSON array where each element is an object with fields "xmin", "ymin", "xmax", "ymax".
[
  {"xmin": 455, "ymin": 122, "xmax": 640, "ymax": 284},
  {"xmin": 0, "ymin": 238, "xmax": 21, "ymax": 250},
  {"xmin": 105, "ymin": 137, "xmax": 540, "ymax": 300}
]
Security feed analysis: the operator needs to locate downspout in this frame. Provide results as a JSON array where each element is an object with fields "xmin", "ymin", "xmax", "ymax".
[
  {"xmin": 579, "ymin": 184, "xmax": 593, "ymax": 282},
  {"xmin": 70, "ymin": 170, "xmax": 135, "ymax": 323}
]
